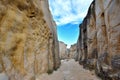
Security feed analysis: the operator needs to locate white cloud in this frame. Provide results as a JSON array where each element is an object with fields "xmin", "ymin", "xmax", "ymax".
[
  {"xmin": 67, "ymin": 45, "xmax": 71, "ymax": 49},
  {"xmin": 49, "ymin": 0, "xmax": 93, "ymax": 26}
]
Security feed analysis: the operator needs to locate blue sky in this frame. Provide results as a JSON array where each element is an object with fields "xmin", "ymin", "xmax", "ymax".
[{"xmin": 48, "ymin": 0, "xmax": 93, "ymax": 48}]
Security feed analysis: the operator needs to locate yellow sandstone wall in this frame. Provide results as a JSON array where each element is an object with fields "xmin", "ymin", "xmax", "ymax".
[{"xmin": 0, "ymin": 0, "xmax": 60, "ymax": 80}]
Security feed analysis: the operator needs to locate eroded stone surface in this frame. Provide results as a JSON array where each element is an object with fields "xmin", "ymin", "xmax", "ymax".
[
  {"xmin": 69, "ymin": 44, "xmax": 77, "ymax": 59},
  {"xmin": 59, "ymin": 41, "xmax": 68, "ymax": 59},
  {"xmin": 0, "ymin": 0, "xmax": 60, "ymax": 80},
  {"xmin": 76, "ymin": 0, "xmax": 120, "ymax": 79}
]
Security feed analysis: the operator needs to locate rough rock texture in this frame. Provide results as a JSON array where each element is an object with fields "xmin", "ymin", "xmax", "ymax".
[
  {"xmin": 76, "ymin": 0, "xmax": 120, "ymax": 79},
  {"xmin": 59, "ymin": 41, "xmax": 68, "ymax": 59},
  {"xmin": 0, "ymin": 0, "xmax": 60, "ymax": 80},
  {"xmin": 69, "ymin": 44, "xmax": 77, "ymax": 59}
]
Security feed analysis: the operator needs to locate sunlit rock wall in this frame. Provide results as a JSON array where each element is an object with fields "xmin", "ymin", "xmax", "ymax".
[
  {"xmin": 0, "ymin": 0, "xmax": 60, "ymax": 80},
  {"xmin": 69, "ymin": 44, "xmax": 77, "ymax": 59},
  {"xmin": 77, "ymin": 0, "xmax": 120, "ymax": 79},
  {"xmin": 59, "ymin": 41, "xmax": 68, "ymax": 59}
]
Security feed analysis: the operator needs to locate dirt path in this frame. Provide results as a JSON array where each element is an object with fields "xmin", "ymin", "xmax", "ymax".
[{"xmin": 36, "ymin": 59, "xmax": 101, "ymax": 80}]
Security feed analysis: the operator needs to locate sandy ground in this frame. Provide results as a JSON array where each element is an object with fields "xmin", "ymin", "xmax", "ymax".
[{"xmin": 36, "ymin": 59, "xmax": 101, "ymax": 80}]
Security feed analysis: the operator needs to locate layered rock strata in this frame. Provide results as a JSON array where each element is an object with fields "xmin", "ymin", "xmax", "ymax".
[
  {"xmin": 0, "ymin": 0, "xmax": 60, "ymax": 80},
  {"xmin": 76, "ymin": 0, "xmax": 120, "ymax": 79}
]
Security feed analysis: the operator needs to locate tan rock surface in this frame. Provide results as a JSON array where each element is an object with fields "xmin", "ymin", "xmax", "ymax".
[
  {"xmin": 76, "ymin": 0, "xmax": 120, "ymax": 79},
  {"xmin": 59, "ymin": 41, "xmax": 68, "ymax": 59},
  {"xmin": 69, "ymin": 44, "xmax": 77, "ymax": 59},
  {"xmin": 0, "ymin": 0, "xmax": 60, "ymax": 80}
]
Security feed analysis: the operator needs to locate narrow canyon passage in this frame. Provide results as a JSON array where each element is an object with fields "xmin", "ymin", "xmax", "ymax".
[
  {"xmin": 36, "ymin": 59, "xmax": 100, "ymax": 80},
  {"xmin": 0, "ymin": 0, "xmax": 120, "ymax": 80}
]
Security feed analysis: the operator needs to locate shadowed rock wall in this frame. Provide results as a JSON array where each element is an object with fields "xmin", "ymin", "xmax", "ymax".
[{"xmin": 76, "ymin": 0, "xmax": 120, "ymax": 79}]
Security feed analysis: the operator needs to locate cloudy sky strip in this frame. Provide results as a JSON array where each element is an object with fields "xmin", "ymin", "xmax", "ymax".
[{"xmin": 49, "ymin": 0, "xmax": 93, "ymax": 26}]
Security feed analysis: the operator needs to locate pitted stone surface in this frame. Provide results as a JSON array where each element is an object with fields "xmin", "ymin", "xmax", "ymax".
[{"xmin": 0, "ymin": 0, "xmax": 60, "ymax": 80}]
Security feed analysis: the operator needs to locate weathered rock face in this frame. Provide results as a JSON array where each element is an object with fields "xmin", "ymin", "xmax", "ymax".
[
  {"xmin": 59, "ymin": 41, "xmax": 68, "ymax": 59},
  {"xmin": 0, "ymin": 0, "xmax": 60, "ymax": 80},
  {"xmin": 69, "ymin": 44, "xmax": 77, "ymax": 59},
  {"xmin": 59, "ymin": 43, "xmax": 77, "ymax": 60},
  {"xmin": 76, "ymin": 0, "xmax": 120, "ymax": 79}
]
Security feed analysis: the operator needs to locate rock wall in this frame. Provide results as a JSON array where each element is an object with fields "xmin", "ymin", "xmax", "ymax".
[
  {"xmin": 69, "ymin": 44, "xmax": 77, "ymax": 59},
  {"xmin": 59, "ymin": 41, "xmax": 68, "ymax": 59},
  {"xmin": 0, "ymin": 0, "xmax": 60, "ymax": 80},
  {"xmin": 77, "ymin": 0, "xmax": 120, "ymax": 79},
  {"xmin": 59, "ymin": 43, "xmax": 77, "ymax": 60}
]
